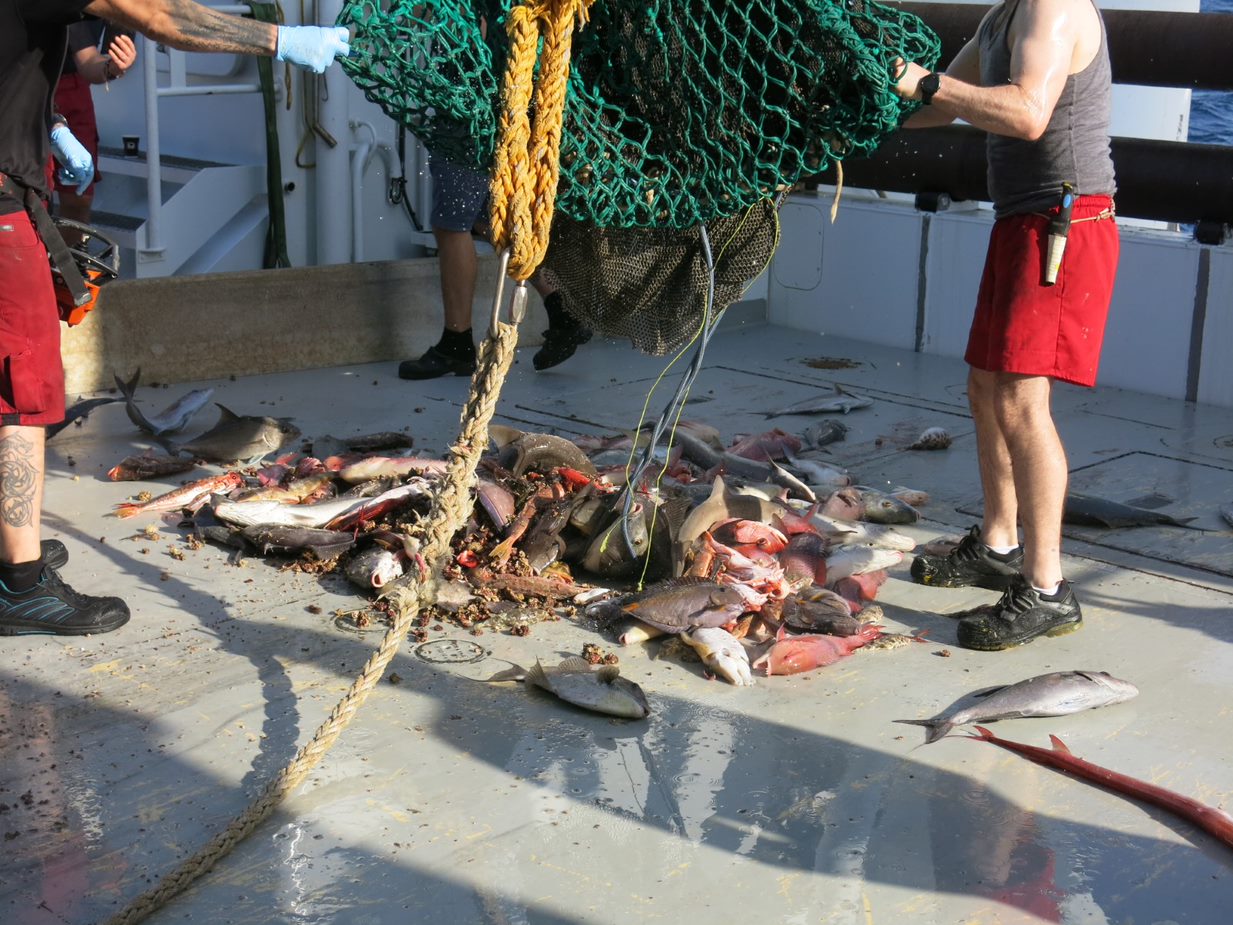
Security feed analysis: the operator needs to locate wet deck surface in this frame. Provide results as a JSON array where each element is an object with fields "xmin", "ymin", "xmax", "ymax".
[{"xmin": 4, "ymin": 323, "xmax": 1232, "ymax": 925}]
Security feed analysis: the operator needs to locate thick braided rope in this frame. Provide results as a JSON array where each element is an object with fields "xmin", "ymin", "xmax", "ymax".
[
  {"xmin": 490, "ymin": 0, "xmax": 594, "ymax": 280},
  {"xmin": 101, "ymin": 323, "xmax": 521, "ymax": 925}
]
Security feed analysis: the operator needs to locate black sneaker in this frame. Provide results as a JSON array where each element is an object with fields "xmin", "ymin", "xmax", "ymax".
[
  {"xmin": 398, "ymin": 345, "xmax": 477, "ymax": 380},
  {"xmin": 532, "ymin": 323, "xmax": 593, "ymax": 371},
  {"xmin": 910, "ymin": 526, "xmax": 1023, "ymax": 590},
  {"xmin": 0, "ymin": 568, "xmax": 130, "ymax": 636},
  {"xmin": 41, "ymin": 539, "xmax": 68, "ymax": 571},
  {"xmin": 956, "ymin": 576, "xmax": 1082, "ymax": 651}
]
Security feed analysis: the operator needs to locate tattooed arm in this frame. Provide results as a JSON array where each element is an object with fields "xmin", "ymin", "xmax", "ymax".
[{"xmin": 83, "ymin": 0, "xmax": 278, "ymax": 56}]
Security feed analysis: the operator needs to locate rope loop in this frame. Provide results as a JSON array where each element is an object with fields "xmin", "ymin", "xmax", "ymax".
[{"xmin": 489, "ymin": 0, "xmax": 595, "ymax": 281}]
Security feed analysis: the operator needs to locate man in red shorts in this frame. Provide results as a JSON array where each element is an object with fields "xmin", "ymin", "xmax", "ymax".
[
  {"xmin": 1, "ymin": 0, "xmax": 349, "ymax": 635},
  {"xmin": 892, "ymin": 0, "xmax": 1119, "ymax": 650}
]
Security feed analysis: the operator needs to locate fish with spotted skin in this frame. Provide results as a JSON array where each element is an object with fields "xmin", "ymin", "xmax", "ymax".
[{"xmin": 484, "ymin": 657, "xmax": 650, "ymax": 719}]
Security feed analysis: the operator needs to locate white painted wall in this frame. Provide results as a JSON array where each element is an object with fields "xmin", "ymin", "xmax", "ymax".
[{"xmin": 769, "ymin": 190, "xmax": 1233, "ymax": 407}]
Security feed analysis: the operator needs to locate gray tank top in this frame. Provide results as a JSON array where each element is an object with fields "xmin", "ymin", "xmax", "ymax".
[{"xmin": 979, "ymin": 0, "xmax": 1117, "ymax": 216}]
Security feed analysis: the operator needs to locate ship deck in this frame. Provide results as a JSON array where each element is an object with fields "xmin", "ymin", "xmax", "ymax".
[{"xmin": 4, "ymin": 322, "xmax": 1232, "ymax": 925}]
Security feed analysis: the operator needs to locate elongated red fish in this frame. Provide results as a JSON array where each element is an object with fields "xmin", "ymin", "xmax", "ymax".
[
  {"xmin": 113, "ymin": 472, "xmax": 243, "ymax": 519},
  {"xmin": 969, "ymin": 726, "xmax": 1233, "ymax": 851}
]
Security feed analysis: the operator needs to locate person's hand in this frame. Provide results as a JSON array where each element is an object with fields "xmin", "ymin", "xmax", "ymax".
[
  {"xmin": 105, "ymin": 34, "xmax": 137, "ymax": 77},
  {"xmin": 275, "ymin": 25, "xmax": 351, "ymax": 73},
  {"xmin": 49, "ymin": 125, "xmax": 94, "ymax": 195},
  {"xmin": 892, "ymin": 58, "xmax": 930, "ymax": 100}
]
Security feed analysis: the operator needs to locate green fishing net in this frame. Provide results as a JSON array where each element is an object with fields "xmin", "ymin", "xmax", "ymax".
[{"xmin": 339, "ymin": 0, "xmax": 940, "ymax": 352}]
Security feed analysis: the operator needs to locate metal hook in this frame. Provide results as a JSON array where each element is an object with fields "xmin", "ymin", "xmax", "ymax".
[{"xmin": 488, "ymin": 249, "xmax": 528, "ymax": 339}]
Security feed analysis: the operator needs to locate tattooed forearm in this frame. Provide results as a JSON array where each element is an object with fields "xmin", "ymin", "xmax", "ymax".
[
  {"xmin": 85, "ymin": 0, "xmax": 278, "ymax": 56},
  {"xmin": 0, "ymin": 433, "xmax": 37, "ymax": 529}
]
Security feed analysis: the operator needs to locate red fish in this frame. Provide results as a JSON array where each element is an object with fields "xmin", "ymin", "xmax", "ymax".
[
  {"xmin": 833, "ymin": 569, "xmax": 889, "ymax": 608},
  {"xmin": 113, "ymin": 472, "xmax": 244, "ymax": 519},
  {"xmin": 753, "ymin": 624, "xmax": 882, "ymax": 676},
  {"xmin": 727, "ymin": 428, "xmax": 803, "ymax": 462},
  {"xmin": 711, "ymin": 519, "xmax": 789, "ymax": 554},
  {"xmin": 968, "ymin": 727, "xmax": 1233, "ymax": 851}
]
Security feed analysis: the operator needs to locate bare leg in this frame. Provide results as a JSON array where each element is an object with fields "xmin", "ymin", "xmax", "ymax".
[
  {"xmin": 433, "ymin": 227, "xmax": 478, "ymax": 333},
  {"xmin": 0, "ymin": 426, "xmax": 45, "ymax": 564},
  {"xmin": 990, "ymin": 372, "xmax": 1066, "ymax": 589},
  {"xmin": 967, "ymin": 367, "xmax": 1020, "ymax": 550}
]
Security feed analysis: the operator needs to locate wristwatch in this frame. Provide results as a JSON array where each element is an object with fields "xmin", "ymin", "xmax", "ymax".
[{"xmin": 919, "ymin": 71, "xmax": 942, "ymax": 105}]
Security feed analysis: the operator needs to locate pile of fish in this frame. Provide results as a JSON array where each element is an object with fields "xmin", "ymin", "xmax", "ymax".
[{"xmin": 103, "ymin": 375, "xmax": 939, "ymax": 686}]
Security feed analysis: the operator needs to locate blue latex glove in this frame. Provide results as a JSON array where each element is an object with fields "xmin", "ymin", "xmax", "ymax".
[
  {"xmin": 275, "ymin": 25, "xmax": 351, "ymax": 74},
  {"xmin": 49, "ymin": 125, "xmax": 94, "ymax": 195}
]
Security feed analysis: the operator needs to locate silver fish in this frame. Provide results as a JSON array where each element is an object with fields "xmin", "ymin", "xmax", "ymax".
[
  {"xmin": 114, "ymin": 369, "xmax": 215, "ymax": 437},
  {"xmin": 163, "ymin": 404, "xmax": 300, "ymax": 464},
  {"xmin": 212, "ymin": 482, "xmax": 426, "ymax": 530},
  {"xmin": 486, "ymin": 657, "xmax": 650, "ymax": 719},
  {"xmin": 895, "ymin": 670, "xmax": 1140, "ymax": 744},
  {"xmin": 764, "ymin": 385, "xmax": 873, "ymax": 418},
  {"xmin": 856, "ymin": 487, "xmax": 921, "ymax": 525},
  {"xmin": 683, "ymin": 626, "xmax": 754, "ymax": 686}
]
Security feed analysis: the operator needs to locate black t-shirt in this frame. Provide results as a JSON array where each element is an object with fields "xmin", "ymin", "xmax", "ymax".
[{"xmin": 0, "ymin": 0, "xmax": 93, "ymax": 215}]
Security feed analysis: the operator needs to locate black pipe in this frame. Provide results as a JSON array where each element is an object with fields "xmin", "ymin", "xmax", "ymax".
[
  {"xmin": 834, "ymin": 126, "xmax": 1233, "ymax": 225},
  {"xmin": 889, "ymin": 3, "xmax": 1233, "ymax": 91}
]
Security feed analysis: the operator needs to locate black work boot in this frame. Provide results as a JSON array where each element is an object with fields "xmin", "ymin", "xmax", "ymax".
[
  {"xmin": 533, "ymin": 293, "xmax": 592, "ymax": 371},
  {"xmin": 398, "ymin": 329, "xmax": 477, "ymax": 380},
  {"xmin": 910, "ymin": 526, "xmax": 1023, "ymax": 590},
  {"xmin": 0, "ymin": 568, "xmax": 130, "ymax": 636},
  {"xmin": 956, "ymin": 576, "xmax": 1082, "ymax": 651}
]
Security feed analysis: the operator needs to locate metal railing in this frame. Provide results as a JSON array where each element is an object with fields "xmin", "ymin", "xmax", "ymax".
[{"xmin": 139, "ymin": 4, "xmax": 260, "ymax": 258}]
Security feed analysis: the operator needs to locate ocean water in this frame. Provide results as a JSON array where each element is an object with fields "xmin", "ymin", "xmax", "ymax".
[{"xmin": 1190, "ymin": 0, "xmax": 1232, "ymax": 144}]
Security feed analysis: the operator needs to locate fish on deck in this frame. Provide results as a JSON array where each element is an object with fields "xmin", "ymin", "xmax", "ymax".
[
  {"xmin": 483, "ymin": 657, "xmax": 650, "ymax": 719},
  {"xmin": 896, "ymin": 670, "xmax": 1140, "ymax": 744},
  {"xmin": 1063, "ymin": 493, "xmax": 1199, "ymax": 529}
]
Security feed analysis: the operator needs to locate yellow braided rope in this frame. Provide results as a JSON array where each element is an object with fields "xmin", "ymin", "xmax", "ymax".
[
  {"xmin": 101, "ymin": 3, "xmax": 588, "ymax": 920},
  {"xmin": 490, "ymin": 0, "xmax": 594, "ymax": 280}
]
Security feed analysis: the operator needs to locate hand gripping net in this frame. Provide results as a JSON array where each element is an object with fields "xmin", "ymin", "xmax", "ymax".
[{"xmin": 340, "ymin": 0, "xmax": 940, "ymax": 353}]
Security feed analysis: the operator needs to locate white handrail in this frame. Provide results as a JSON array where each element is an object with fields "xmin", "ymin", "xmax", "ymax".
[{"xmin": 138, "ymin": 4, "xmax": 261, "ymax": 260}]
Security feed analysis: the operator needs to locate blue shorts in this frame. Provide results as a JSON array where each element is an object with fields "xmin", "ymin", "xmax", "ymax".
[{"xmin": 429, "ymin": 157, "xmax": 489, "ymax": 233}]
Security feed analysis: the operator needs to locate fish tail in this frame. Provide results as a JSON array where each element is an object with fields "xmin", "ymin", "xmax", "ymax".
[
  {"xmin": 525, "ymin": 659, "xmax": 550, "ymax": 690},
  {"xmin": 969, "ymin": 725, "xmax": 997, "ymax": 740},
  {"xmin": 113, "ymin": 368, "xmax": 140, "ymax": 400},
  {"xmin": 892, "ymin": 718, "xmax": 952, "ymax": 745},
  {"xmin": 113, "ymin": 503, "xmax": 142, "ymax": 519}
]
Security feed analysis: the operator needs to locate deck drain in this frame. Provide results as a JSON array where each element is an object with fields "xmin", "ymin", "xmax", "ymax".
[{"xmin": 415, "ymin": 639, "xmax": 488, "ymax": 664}]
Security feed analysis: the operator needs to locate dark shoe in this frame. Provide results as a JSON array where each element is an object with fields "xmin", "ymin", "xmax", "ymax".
[
  {"xmin": 398, "ymin": 345, "xmax": 476, "ymax": 380},
  {"xmin": 0, "ymin": 568, "xmax": 130, "ymax": 636},
  {"xmin": 532, "ymin": 323, "xmax": 593, "ymax": 371},
  {"xmin": 956, "ymin": 576, "xmax": 1082, "ymax": 651},
  {"xmin": 910, "ymin": 526, "xmax": 1023, "ymax": 590},
  {"xmin": 41, "ymin": 539, "xmax": 68, "ymax": 571}
]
